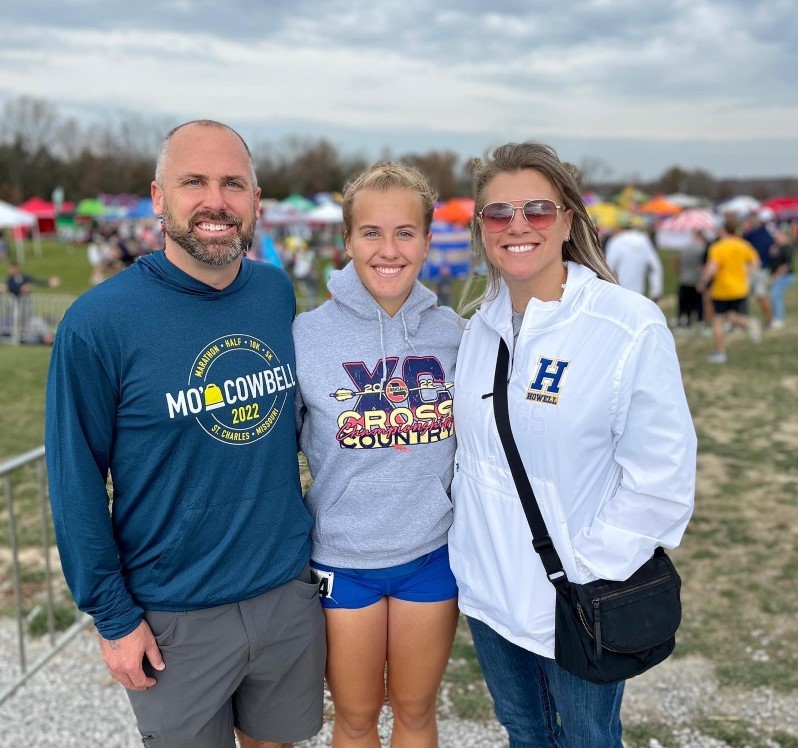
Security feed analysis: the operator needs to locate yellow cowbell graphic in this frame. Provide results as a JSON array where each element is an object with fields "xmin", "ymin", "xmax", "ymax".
[{"xmin": 204, "ymin": 383, "xmax": 225, "ymax": 411}]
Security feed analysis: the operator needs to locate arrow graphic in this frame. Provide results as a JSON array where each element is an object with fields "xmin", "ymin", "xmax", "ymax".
[{"xmin": 329, "ymin": 381, "xmax": 454, "ymax": 402}]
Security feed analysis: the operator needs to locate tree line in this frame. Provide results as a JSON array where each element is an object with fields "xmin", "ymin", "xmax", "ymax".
[{"xmin": 0, "ymin": 96, "xmax": 795, "ymax": 206}]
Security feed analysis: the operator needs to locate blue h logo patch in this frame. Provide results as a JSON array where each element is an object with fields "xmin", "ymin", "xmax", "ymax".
[{"xmin": 526, "ymin": 357, "xmax": 570, "ymax": 404}]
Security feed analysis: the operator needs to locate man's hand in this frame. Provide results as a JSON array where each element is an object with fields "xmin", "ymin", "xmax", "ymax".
[{"xmin": 99, "ymin": 620, "xmax": 165, "ymax": 691}]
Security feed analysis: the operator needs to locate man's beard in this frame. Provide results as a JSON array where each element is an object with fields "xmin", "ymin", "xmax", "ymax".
[{"xmin": 161, "ymin": 204, "xmax": 255, "ymax": 267}]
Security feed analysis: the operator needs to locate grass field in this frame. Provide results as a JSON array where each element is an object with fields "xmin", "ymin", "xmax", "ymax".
[
  {"xmin": 2, "ymin": 239, "xmax": 93, "ymax": 298},
  {"xmin": 2, "ymin": 239, "xmax": 798, "ymax": 746}
]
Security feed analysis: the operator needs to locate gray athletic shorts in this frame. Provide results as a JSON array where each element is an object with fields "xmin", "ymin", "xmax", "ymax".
[
  {"xmin": 127, "ymin": 567, "xmax": 326, "ymax": 747},
  {"xmin": 750, "ymin": 267, "xmax": 771, "ymax": 297}
]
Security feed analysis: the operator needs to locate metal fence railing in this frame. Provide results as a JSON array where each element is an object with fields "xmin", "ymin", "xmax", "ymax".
[
  {"xmin": 295, "ymin": 289, "xmax": 324, "ymax": 314},
  {"xmin": 0, "ymin": 446, "xmax": 89, "ymax": 705},
  {"xmin": 0, "ymin": 293, "xmax": 76, "ymax": 346}
]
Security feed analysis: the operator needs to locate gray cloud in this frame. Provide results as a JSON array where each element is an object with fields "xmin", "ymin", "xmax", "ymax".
[
  {"xmin": 0, "ymin": 0, "xmax": 315, "ymax": 39},
  {"xmin": 0, "ymin": 0, "xmax": 796, "ymax": 178}
]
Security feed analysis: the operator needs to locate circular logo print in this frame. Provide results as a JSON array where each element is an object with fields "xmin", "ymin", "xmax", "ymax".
[
  {"xmin": 384, "ymin": 378, "xmax": 409, "ymax": 403},
  {"xmin": 187, "ymin": 334, "xmax": 294, "ymax": 445}
]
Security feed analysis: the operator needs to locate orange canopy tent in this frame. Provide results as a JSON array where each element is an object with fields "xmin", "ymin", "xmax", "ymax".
[
  {"xmin": 433, "ymin": 198, "xmax": 474, "ymax": 225},
  {"xmin": 638, "ymin": 195, "xmax": 682, "ymax": 216}
]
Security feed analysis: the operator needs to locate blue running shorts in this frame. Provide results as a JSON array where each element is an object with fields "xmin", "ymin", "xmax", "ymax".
[{"xmin": 311, "ymin": 544, "xmax": 458, "ymax": 609}]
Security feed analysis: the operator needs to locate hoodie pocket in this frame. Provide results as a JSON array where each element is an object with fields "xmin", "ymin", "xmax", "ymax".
[{"xmin": 317, "ymin": 474, "xmax": 452, "ymax": 559}]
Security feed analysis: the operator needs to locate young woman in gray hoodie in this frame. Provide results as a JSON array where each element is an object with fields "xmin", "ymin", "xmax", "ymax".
[{"xmin": 293, "ymin": 162, "xmax": 463, "ymax": 747}]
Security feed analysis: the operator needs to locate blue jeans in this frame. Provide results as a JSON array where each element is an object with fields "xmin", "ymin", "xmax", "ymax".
[
  {"xmin": 770, "ymin": 272, "xmax": 795, "ymax": 322},
  {"xmin": 468, "ymin": 617, "xmax": 624, "ymax": 747}
]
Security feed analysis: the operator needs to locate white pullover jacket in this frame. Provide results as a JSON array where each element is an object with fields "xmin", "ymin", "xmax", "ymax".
[{"xmin": 449, "ymin": 262, "xmax": 696, "ymax": 658}]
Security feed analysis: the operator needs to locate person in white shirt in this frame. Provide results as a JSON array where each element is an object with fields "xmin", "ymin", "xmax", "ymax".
[
  {"xmin": 604, "ymin": 223, "xmax": 664, "ymax": 302},
  {"xmin": 449, "ymin": 142, "xmax": 696, "ymax": 748}
]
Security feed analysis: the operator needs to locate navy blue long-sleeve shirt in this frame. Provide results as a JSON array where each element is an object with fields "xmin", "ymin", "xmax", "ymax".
[{"xmin": 45, "ymin": 251, "xmax": 311, "ymax": 639}]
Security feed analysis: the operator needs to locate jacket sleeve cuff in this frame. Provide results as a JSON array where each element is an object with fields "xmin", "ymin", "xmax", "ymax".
[
  {"xmin": 571, "ymin": 519, "xmax": 660, "ymax": 582},
  {"xmin": 93, "ymin": 605, "xmax": 145, "ymax": 641}
]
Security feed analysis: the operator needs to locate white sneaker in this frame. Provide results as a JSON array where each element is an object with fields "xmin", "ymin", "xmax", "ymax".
[
  {"xmin": 747, "ymin": 318, "xmax": 763, "ymax": 344},
  {"xmin": 771, "ymin": 319, "xmax": 786, "ymax": 330},
  {"xmin": 707, "ymin": 352, "xmax": 727, "ymax": 364}
]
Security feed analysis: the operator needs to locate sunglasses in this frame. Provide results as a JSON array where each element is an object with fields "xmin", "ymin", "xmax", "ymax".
[{"xmin": 478, "ymin": 199, "xmax": 565, "ymax": 233}]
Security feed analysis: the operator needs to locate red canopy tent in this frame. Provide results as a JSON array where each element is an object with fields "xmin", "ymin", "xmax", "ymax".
[
  {"xmin": 760, "ymin": 196, "xmax": 798, "ymax": 219},
  {"xmin": 17, "ymin": 196, "xmax": 76, "ymax": 235},
  {"xmin": 18, "ymin": 197, "xmax": 57, "ymax": 233}
]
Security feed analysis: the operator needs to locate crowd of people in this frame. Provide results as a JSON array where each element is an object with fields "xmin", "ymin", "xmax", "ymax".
[
  {"xmin": 8, "ymin": 169, "xmax": 795, "ymax": 361},
  {"xmin": 599, "ymin": 212, "xmax": 796, "ymax": 364},
  {"xmin": 86, "ymin": 222, "xmax": 161, "ymax": 285},
  {"xmin": 39, "ymin": 120, "xmax": 702, "ymax": 748}
]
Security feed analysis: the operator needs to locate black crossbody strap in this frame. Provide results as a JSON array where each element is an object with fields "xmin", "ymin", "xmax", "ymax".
[{"xmin": 492, "ymin": 337, "xmax": 568, "ymax": 585}]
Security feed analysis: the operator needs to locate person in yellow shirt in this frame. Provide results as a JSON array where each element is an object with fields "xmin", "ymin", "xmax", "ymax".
[{"xmin": 697, "ymin": 218, "xmax": 761, "ymax": 363}]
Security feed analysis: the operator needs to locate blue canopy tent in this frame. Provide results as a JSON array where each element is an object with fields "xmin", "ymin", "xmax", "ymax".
[
  {"xmin": 419, "ymin": 221, "xmax": 472, "ymax": 281},
  {"xmin": 126, "ymin": 197, "xmax": 157, "ymax": 220}
]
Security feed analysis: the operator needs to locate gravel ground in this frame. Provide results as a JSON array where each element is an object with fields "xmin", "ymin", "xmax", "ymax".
[
  {"xmin": 0, "ymin": 623, "xmax": 507, "ymax": 748},
  {"xmin": 2, "ymin": 622, "xmax": 796, "ymax": 747}
]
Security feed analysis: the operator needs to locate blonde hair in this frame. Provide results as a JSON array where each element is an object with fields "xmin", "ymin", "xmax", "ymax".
[
  {"xmin": 461, "ymin": 141, "xmax": 615, "ymax": 316},
  {"xmin": 342, "ymin": 161, "xmax": 436, "ymax": 235}
]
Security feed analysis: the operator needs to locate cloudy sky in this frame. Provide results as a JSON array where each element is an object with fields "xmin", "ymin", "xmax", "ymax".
[{"xmin": 2, "ymin": 0, "xmax": 797, "ymax": 180}]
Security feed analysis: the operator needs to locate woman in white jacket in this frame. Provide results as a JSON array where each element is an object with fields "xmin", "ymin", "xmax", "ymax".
[{"xmin": 449, "ymin": 142, "xmax": 696, "ymax": 748}]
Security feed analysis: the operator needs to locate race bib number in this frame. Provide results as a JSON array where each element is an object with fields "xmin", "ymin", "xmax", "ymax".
[{"xmin": 311, "ymin": 568, "xmax": 335, "ymax": 599}]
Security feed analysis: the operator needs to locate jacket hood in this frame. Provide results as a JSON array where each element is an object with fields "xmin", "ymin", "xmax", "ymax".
[
  {"xmin": 327, "ymin": 260, "xmax": 439, "ymax": 335},
  {"xmin": 137, "ymin": 249, "xmax": 253, "ymax": 297},
  {"xmin": 477, "ymin": 261, "xmax": 597, "ymax": 339}
]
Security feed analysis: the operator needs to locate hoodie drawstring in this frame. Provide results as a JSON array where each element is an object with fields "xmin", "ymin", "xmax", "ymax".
[
  {"xmin": 377, "ymin": 309, "xmax": 388, "ymax": 389},
  {"xmin": 400, "ymin": 311, "xmax": 417, "ymax": 354},
  {"xmin": 377, "ymin": 309, "xmax": 417, "ymax": 399}
]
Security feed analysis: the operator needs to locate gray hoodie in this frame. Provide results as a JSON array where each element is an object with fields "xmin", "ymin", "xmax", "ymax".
[{"xmin": 293, "ymin": 261, "xmax": 463, "ymax": 568}]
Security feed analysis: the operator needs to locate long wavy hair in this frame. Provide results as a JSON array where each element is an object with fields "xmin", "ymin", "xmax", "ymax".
[{"xmin": 460, "ymin": 141, "xmax": 615, "ymax": 316}]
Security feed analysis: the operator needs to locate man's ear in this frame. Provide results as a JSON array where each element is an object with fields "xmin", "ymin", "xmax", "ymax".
[{"xmin": 151, "ymin": 181, "xmax": 164, "ymax": 216}]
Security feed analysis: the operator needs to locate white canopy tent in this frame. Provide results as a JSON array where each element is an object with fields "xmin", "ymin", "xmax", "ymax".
[
  {"xmin": 665, "ymin": 193, "xmax": 707, "ymax": 209},
  {"xmin": 305, "ymin": 202, "xmax": 344, "ymax": 224},
  {"xmin": 716, "ymin": 195, "xmax": 760, "ymax": 218},
  {"xmin": 0, "ymin": 201, "xmax": 39, "ymax": 262},
  {"xmin": 260, "ymin": 202, "xmax": 309, "ymax": 226}
]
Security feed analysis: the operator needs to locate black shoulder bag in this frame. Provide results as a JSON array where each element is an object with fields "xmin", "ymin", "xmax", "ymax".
[{"xmin": 492, "ymin": 337, "xmax": 682, "ymax": 685}]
